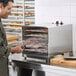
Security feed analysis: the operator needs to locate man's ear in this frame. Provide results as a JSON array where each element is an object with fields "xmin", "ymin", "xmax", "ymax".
[
  {"xmin": 0, "ymin": 3, "xmax": 2, "ymax": 14},
  {"xmin": 0, "ymin": 4, "xmax": 2, "ymax": 8},
  {"xmin": 0, "ymin": 3, "xmax": 3, "ymax": 8}
]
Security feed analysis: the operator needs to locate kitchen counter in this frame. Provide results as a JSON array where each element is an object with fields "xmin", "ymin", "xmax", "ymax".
[{"xmin": 12, "ymin": 56, "xmax": 76, "ymax": 76}]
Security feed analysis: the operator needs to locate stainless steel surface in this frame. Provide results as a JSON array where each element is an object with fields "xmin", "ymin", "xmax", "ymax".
[
  {"xmin": 64, "ymin": 52, "xmax": 76, "ymax": 59},
  {"xmin": 72, "ymin": 25, "xmax": 76, "ymax": 56},
  {"xmin": 64, "ymin": 24, "xmax": 76, "ymax": 59},
  {"xmin": 48, "ymin": 24, "xmax": 72, "ymax": 54}
]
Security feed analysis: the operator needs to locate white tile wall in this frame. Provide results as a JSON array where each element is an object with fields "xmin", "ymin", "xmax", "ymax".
[{"xmin": 35, "ymin": 0, "xmax": 76, "ymax": 25}]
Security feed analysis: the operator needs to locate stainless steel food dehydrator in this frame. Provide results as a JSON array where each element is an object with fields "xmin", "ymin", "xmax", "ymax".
[{"xmin": 22, "ymin": 24, "xmax": 76, "ymax": 64}]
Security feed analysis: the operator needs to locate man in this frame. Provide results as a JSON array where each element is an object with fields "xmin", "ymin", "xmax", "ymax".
[{"xmin": 0, "ymin": 0, "xmax": 23, "ymax": 76}]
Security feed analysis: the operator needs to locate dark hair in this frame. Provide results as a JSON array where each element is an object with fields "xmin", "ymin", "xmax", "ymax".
[{"xmin": 0, "ymin": 0, "xmax": 14, "ymax": 7}]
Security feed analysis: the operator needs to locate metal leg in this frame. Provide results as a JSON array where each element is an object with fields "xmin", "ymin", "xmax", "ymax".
[
  {"xmin": 32, "ymin": 70, "xmax": 45, "ymax": 76},
  {"xmin": 18, "ymin": 68, "xmax": 32, "ymax": 76}
]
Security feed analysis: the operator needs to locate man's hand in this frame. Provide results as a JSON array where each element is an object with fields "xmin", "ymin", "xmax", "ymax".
[{"xmin": 11, "ymin": 45, "xmax": 23, "ymax": 53}]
